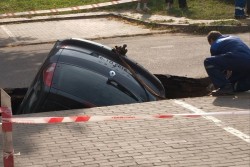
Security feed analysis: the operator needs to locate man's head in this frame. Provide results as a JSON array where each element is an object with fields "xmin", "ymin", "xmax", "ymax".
[{"xmin": 207, "ymin": 31, "xmax": 222, "ymax": 45}]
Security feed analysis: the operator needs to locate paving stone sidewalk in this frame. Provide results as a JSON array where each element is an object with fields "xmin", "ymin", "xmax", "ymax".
[{"xmin": 1, "ymin": 95, "xmax": 250, "ymax": 167}]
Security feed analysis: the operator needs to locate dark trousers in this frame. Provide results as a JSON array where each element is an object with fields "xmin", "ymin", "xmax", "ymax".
[
  {"xmin": 178, "ymin": 0, "xmax": 187, "ymax": 8},
  {"xmin": 247, "ymin": 0, "xmax": 250, "ymax": 15},
  {"xmin": 235, "ymin": 0, "xmax": 246, "ymax": 16},
  {"xmin": 165, "ymin": 0, "xmax": 174, "ymax": 3},
  {"xmin": 229, "ymin": 71, "xmax": 250, "ymax": 91},
  {"xmin": 204, "ymin": 53, "xmax": 250, "ymax": 92}
]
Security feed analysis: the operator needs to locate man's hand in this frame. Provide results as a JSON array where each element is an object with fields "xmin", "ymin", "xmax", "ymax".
[{"xmin": 112, "ymin": 44, "xmax": 128, "ymax": 56}]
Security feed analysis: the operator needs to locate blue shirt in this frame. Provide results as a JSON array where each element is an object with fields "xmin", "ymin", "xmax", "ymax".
[{"xmin": 210, "ymin": 35, "xmax": 250, "ymax": 58}]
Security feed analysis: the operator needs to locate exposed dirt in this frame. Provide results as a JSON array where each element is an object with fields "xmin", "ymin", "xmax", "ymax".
[
  {"xmin": 3, "ymin": 87, "xmax": 27, "ymax": 114},
  {"xmin": 155, "ymin": 74, "xmax": 211, "ymax": 99}
]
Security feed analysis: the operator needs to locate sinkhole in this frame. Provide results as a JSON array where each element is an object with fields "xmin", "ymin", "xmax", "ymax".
[{"xmin": 3, "ymin": 74, "xmax": 212, "ymax": 115}]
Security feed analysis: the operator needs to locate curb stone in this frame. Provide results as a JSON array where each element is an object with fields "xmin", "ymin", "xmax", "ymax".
[
  {"xmin": 0, "ymin": 12, "xmax": 112, "ymax": 25},
  {"xmin": 112, "ymin": 13, "xmax": 250, "ymax": 34}
]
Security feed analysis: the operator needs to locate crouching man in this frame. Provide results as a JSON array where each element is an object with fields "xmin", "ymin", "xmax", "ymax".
[{"xmin": 204, "ymin": 31, "xmax": 250, "ymax": 96}]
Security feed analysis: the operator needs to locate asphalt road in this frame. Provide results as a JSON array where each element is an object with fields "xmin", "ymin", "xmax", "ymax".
[{"xmin": 0, "ymin": 33, "xmax": 249, "ymax": 88}]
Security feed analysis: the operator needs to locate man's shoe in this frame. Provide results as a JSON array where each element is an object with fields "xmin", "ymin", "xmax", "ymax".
[
  {"xmin": 206, "ymin": 83, "xmax": 215, "ymax": 92},
  {"xmin": 211, "ymin": 84, "xmax": 234, "ymax": 96}
]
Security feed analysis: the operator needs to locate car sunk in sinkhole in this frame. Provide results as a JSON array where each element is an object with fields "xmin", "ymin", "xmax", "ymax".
[{"xmin": 16, "ymin": 38, "xmax": 166, "ymax": 114}]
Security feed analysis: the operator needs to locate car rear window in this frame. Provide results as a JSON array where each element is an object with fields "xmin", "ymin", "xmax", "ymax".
[{"xmin": 52, "ymin": 64, "xmax": 140, "ymax": 106}]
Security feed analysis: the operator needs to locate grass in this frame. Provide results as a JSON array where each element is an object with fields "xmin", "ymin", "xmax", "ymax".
[
  {"xmin": 0, "ymin": 0, "xmax": 110, "ymax": 13},
  {"xmin": 0, "ymin": 0, "xmax": 236, "ymax": 20}
]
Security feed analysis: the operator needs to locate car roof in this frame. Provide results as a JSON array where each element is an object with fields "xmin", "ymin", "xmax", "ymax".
[{"xmin": 54, "ymin": 38, "xmax": 165, "ymax": 99}]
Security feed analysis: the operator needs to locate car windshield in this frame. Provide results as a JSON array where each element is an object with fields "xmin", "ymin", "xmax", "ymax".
[{"xmin": 52, "ymin": 64, "xmax": 140, "ymax": 106}]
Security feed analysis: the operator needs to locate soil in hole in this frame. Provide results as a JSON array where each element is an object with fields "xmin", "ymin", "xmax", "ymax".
[{"xmin": 155, "ymin": 74, "xmax": 211, "ymax": 99}]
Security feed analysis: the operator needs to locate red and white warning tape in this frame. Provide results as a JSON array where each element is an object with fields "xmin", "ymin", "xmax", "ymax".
[
  {"xmin": 0, "ymin": 0, "xmax": 138, "ymax": 19},
  {"xmin": 0, "ymin": 106, "xmax": 14, "ymax": 167},
  {"xmin": 1, "ymin": 107, "xmax": 249, "ymax": 124}
]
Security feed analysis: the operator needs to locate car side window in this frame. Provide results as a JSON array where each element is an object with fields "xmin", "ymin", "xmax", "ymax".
[{"xmin": 52, "ymin": 64, "xmax": 139, "ymax": 106}]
